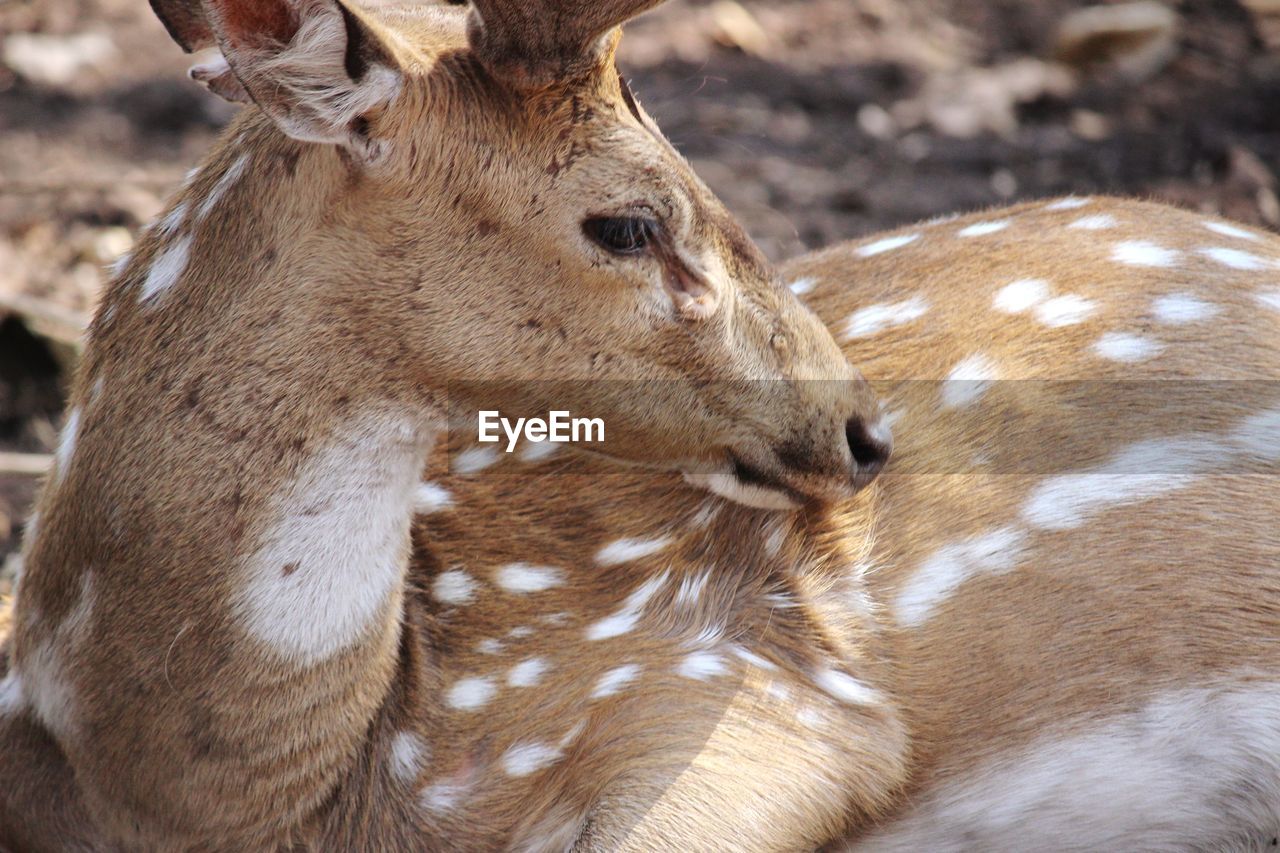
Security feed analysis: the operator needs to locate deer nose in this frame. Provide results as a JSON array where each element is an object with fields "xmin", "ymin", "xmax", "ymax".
[{"xmin": 846, "ymin": 415, "xmax": 892, "ymax": 489}]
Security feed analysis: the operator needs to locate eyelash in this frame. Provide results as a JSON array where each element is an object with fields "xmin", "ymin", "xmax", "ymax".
[{"xmin": 582, "ymin": 216, "xmax": 658, "ymax": 255}]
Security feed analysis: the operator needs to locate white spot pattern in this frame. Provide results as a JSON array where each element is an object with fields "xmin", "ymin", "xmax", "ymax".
[
  {"xmin": 676, "ymin": 651, "xmax": 729, "ymax": 681},
  {"xmin": 389, "ymin": 731, "xmax": 428, "ymax": 783},
  {"xmin": 856, "ymin": 233, "xmax": 920, "ymax": 257},
  {"xmin": 54, "ymin": 407, "xmax": 81, "ymax": 484},
  {"xmin": 585, "ymin": 572, "xmax": 669, "ymax": 641},
  {"xmin": 1093, "ymin": 332, "xmax": 1163, "ymax": 362},
  {"xmin": 1045, "ymin": 197, "xmax": 1090, "ymax": 210},
  {"xmin": 788, "ymin": 276, "xmax": 816, "ymax": 295},
  {"xmin": 1257, "ymin": 290, "xmax": 1280, "ymax": 312},
  {"xmin": 446, "ymin": 676, "xmax": 496, "ymax": 711},
  {"xmin": 957, "ymin": 221, "xmax": 1010, "ymax": 238},
  {"xmin": 507, "ymin": 657, "xmax": 549, "ymax": 688},
  {"xmin": 140, "ymin": 234, "xmax": 194, "ymax": 304},
  {"xmin": 1203, "ymin": 220, "xmax": 1260, "ymax": 241},
  {"xmin": 196, "ymin": 153, "xmax": 250, "ymax": 220},
  {"xmin": 494, "ymin": 563, "xmax": 564, "ymax": 593},
  {"xmin": 502, "ymin": 741, "xmax": 561, "ymax": 777},
  {"xmin": 413, "ymin": 482, "xmax": 453, "ymax": 514},
  {"xmin": 1112, "ymin": 240, "xmax": 1180, "ymax": 268},
  {"xmin": 432, "ymin": 569, "xmax": 477, "ymax": 605},
  {"xmin": 595, "ymin": 536, "xmax": 671, "ymax": 567},
  {"xmin": 591, "ymin": 664, "xmax": 642, "ymax": 699},
  {"xmin": 1198, "ymin": 247, "xmax": 1268, "ymax": 271},
  {"xmin": 895, "ymin": 527, "xmax": 1029, "ymax": 627},
  {"xmin": 1151, "ymin": 293, "xmax": 1219, "ymax": 325},
  {"xmin": 843, "ymin": 296, "xmax": 930, "ymax": 339},
  {"xmin": 941, "ymin": 354, "xmax": 999, "ymax": 408},
  {"xmin": 0, "ymin": 672, "xmax": 24, "ymax": 717},
  {"xmin": 1035, "ymin": 294, "xmax": 1097, "ymax": 327},
  {"xmin": 994, "ymin": 279, "xmax": 1051, "ymax": 314},
  {"xmin": 453, "ymin": 445, "xmax": 499, "ymax": 475},
  {"xmin": 1067, "ymin": 214, "xmax": 1117, "ymax": 230}
]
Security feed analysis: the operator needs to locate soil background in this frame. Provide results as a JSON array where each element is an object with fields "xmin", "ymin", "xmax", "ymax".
[{"xmin": 1, "ymin": 0, "xmax": 1279, "ymax": 584}]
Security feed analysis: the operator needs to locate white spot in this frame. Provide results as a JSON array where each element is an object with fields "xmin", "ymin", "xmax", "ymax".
[
  {"xmin": 446, "ymin": 676, "xmax": 496, "ymax": 711},
  {"xmin": 796, "ymin": 706, "xmax": 826, "ymax": 728},
  {"xmin": 507, "ymin": 626, "xmax": 533, "ymax": 639},
  {"xmin": 539, "ymin": 611, "xmax": 570, "ymax": 626},
  {"xmin": 843, "ymin": 295, "xmax": 930, "ymax": 339},
  {"xmin": 389, "ymin": 731, "xmax": 428, "ymax": 783},
  {"xmin": 1151, "ymin": 293, "xmax": 1219, "ymax": 325},
  {"xmin": 854, "ymin": 682, "xmax": 1280, "ymax": 851},
  {"xmin": 196, "ymin": 153, "xmax": 250, "ymax": 220},
  {"xmin": 139, "ymin": 234, "xmax": 194, "ymax": 304},
  {"xmin": 494, "ymin": 562, "xmax": 564, "ymax": 593},
  {"xmin": 558, "ymin": 720, "xmax": 587, "ymax": 749},
  {"xmin": 1034, "ymin": 294, "xmax": 1097, "ymax": 328},
  {"xmin": 1045, "ymin": 196, "xmax": 1089, "ymax": 210},
  {"xmin": 431, "ymin": 569, "xmax": 476, "ymax": 605},
  {"xmin": 590, "ymin": 664, "xmax": 642, "ymax": 699},
  {"xmin": 595, "ymin": 536, "xmax": 671, "ymax": 567},
  {"xmin": 1198, "ymin": 246, "xmax": 1268, "ymax": 271},
  {"xmin": 1232, "ymin": 406, "xmax": 1280, "ymax": 460},
  {"xmin": 682, "ymin": 620, "xmax": 727, "ymax": 650},
  {"xmin": 234, "ymin": 413, "xmax": 426, "ymax": 663},
  {"xmin": 957, "ymin": 220, "xmax": 1010, "ymax": 238},
  {"xmin": 856, "ymin": 233, "xmax": 920, "ymax": 257},
  {"xmin": 0, "ymin": 672, "xmax": 24, "ymax": 717},
  {"xmin": 941, "ymin": 354, "xmax": 999, "ymax": 408},
  {"xmin": 1093, "ymin": 332, "xmax": 1163, "ymax": 363},
  {"xmin": 1067, "ymin": 214, "xmax": 1117, "ymax": 230},
  {"xmin": 789, "ymin": 276, "xmax": 816, "ymax": 295},
  {"xmin": 675, "ymin": 651, "xmax": 729, "ymax": 681},
  {"xmin": 687, "ymin": 500, "xmax": 721, "ymax": 529},
  {"xmin": 674, "ymin": 571, "xmax": 710, "ymax": 607},
  {"xmin": 502, "ymin": 741, "xmax": 561, "ymax": 777},
  {"xmin": 895, "ymin": 527, "xmax": 1028, "ymax": 627},
  {"xmin": 585, "ymin": 572, "xmax": 669, "ymax": 641},
  {"xmin": 154, "ymin": 200, "xmax": 189, "ymax": 237},
  {"xmin": 54, "ymin": 407, "xmax": 81, "ymax": 484},
  {"xmin": 518, "ymin": 439, "xmax": 560, "ymax": 463},
  {"xmin": 453, "ymin": 445, "xmax": 499, "ymax": 475},
  {"xmin": 182, "ymin": 165, "xmax": 201, "ymax": 187},
  {"xmin": 994, "ymin": 279, "xmax": 1050, "ymax": 314},
  {"xmin": 1112, "ymin": 240, "xmax": 1180, "ymax": 268},
  {"xmin": 413, "ymin": 482, "xmax": 453, "ymax": 514},
  {"xmin": 767, "ymin": 682, "xmax": 792, "ymax": 703},
  {"xmin": 1256, "ymin": 290, "xmax": 1280, "ymax": 312},
  {"xmin": 108, "ymin": 251, "xmax": 131, "ymax": 278},
  {"xmin": 763, "ymin": 522, "xmax": 787, "ymax": 558},
  {"xmin": 419, "ymin": 780, "xmax": 468, "ymax": 814},
  {"xmin": 476, "ymin": 638, "xmax": 503, "ymax": 655},
  {"xmin": 507, "ymin": 657, "xmax": 549, "ymax": 688},
  {"xmin": 730, "ymin": 645, "xmax": 778, "ymax": 672},
  {"xmin": 1203, "ymin": 220, "xmax": 1260, "ymax": 241},
  {"xmin": 1021, "ymin": 436, "xmax": 1221, "ymax": 532}
]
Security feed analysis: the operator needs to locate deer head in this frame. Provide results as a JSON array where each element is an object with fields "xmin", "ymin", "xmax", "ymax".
[{"xmin": 150, "ymin": 0, "xmax": 889, "ymax": 508}]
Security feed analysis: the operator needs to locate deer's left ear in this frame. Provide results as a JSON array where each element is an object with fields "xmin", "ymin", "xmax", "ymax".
[{"xmin": 151, "ymin": 0, "xmax": 402, "ymax": 153}]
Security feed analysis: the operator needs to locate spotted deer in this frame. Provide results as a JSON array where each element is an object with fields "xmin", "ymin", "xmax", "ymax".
[{"xmin": 0, "ymin": 0, "xmax": 895, "ymax": 848}]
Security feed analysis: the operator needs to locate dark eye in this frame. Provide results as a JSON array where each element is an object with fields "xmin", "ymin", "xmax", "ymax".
[{"xmin": 583, "ymin": 216, "xmax": 657, "ymax": 255}]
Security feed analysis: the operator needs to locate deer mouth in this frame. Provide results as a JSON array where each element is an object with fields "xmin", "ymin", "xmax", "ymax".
[{"xmin": 681, "ymin": 454, "xmax": 806, "ymax": 510}]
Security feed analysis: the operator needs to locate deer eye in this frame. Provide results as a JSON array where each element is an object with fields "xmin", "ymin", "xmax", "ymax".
[{"xmin": 583, "ymin": 216, "xmax": 657, "ymax": 255}]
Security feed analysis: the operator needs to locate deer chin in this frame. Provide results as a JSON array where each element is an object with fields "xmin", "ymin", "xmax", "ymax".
[{"xmin": 681, "ymin": 469, "xmax": 800, "ymax": 511}]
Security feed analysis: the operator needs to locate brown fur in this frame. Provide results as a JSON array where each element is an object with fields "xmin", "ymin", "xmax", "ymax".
[{"xmin": 3, "ymin": 1, "xmax": 1278, "ymax": 849}]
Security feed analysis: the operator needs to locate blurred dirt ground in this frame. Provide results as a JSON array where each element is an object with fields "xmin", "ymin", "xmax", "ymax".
[{"xmin": 1, "ymin": 0, "xmax": 1279, "ymax": 584}]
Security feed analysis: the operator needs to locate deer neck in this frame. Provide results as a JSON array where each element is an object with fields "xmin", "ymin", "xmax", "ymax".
[{"xmin": 10, "ymin": 121, "xmax": 446, "ymax": 843}]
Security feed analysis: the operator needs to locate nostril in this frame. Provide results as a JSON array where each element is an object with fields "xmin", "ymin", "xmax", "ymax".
[{"xmin": 846, "ymin": 416, "xmax": 892, "ymax": 479}]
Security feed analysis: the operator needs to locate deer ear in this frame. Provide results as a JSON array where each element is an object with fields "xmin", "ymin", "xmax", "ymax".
[{"xmin": 152, "ymin": 0, "xmax": 402, "ymax": 152}]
